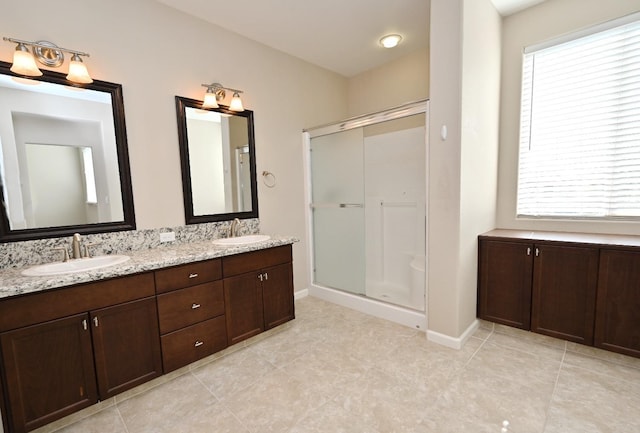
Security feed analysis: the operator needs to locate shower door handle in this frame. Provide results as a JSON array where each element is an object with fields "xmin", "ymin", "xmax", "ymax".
[{"xmin": 310, "ymin": 203, "xmax": 363, "ymax": 209}]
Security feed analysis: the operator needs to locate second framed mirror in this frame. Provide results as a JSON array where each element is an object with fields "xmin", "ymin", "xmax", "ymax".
[{"xmin": 175, "ymin": 96, "xmax": 258, "ymax": 224}]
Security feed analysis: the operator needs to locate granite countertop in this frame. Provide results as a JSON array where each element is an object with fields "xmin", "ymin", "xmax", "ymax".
[{"xmin": 0, "ymin": 235, "xmax": 297, "ymax": 299}]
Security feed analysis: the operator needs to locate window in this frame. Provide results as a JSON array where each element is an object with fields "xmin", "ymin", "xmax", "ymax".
[{"xmin": 517, "ymin": 13, "xmax": 640, "ymax": 219}]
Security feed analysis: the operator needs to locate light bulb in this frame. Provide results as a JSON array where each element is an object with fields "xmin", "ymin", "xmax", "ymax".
[{"xmin": 380, "ymin": 34, "xmax": 402, "ymax": 49}]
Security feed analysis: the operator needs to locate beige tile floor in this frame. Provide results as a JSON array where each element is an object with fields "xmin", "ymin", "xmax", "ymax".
[{"xmin": 33, "ymin": 296, "xmax": 640, "ymax": 433}]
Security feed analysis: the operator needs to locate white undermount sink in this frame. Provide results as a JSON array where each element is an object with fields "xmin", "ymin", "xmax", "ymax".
[
  {"xmin": 21, "ymin": 255, "xmax": 131, "ymax": 277},
  {"xmin": 212, "ymin": 234, "xmax": 271, "ymax": 246}
]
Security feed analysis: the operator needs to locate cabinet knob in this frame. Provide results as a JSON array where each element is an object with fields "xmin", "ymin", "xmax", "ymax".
[
  {"xmin": 194, "ymin": 341, "xmax": 204, "ymax": 347},
  {"xmin": 258, "ymin": 274, "xmax": 263, "ymax": 282},
  {"xmin": 93, "ymin": 317, "xmax": 99, "ymax": 327},
  {"xmin": 527, "ymin": 247, "xmax": 531, "ymax": 256},
  {"xmin": 264, "ymin": 272, "xmax": 268, "ymax": 280},
  {"xmin": 82, "ymin": 319, "xmax": 88, "ymax": 331},
  {"xmin": 188, "ymin": 273, "xmax": 199, "ymax": 279},
  {"xmin": 191, "ymin": 303, "xmax": 201, "ymax": 309}
]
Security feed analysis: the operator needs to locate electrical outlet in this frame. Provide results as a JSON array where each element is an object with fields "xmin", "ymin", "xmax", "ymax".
[{"xmin": 159, "ymin": 232, "xmax": 176, "ymax": 242}]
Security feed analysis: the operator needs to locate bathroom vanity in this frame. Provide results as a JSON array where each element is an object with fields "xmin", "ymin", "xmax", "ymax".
[
  {"xmin": 478, "ymin": 229, "xmax": 640, "ymax": 359},
  {"xmin": 0, "ymin": 240, "xmax": 295, "ymax": 433}
]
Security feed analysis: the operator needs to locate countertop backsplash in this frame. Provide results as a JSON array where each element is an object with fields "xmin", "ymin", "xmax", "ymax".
[{"xmin": 0, "ymin": 219, "xmax": 260, "ymax": 270}]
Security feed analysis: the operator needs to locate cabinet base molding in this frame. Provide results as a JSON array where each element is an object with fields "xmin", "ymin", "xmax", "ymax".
[{"xmin": 427, "ymin": 320, "xmax": 479, "ymax": 350}]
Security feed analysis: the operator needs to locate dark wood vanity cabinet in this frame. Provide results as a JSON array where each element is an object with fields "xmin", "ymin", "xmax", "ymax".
[
  {"xmin": 594, "ymin": 249, "xmax": 640, "ymax": 358},
  {"xmin": 0, "ymin": 273, "xmax": 162, "ymax": 433},
  {"xmin": 222, "ymin": 245, "xmax": 295, "ymax": 345},
  {"xmin": 0, "ymin": 244, "xmax": 296, "ymax": 432},
  {"xmin": 479, "ymin": 230, "xmax": 640, "ymax": 358},
  {"xmin": 155, "ymin": 259, "xmax": 227, "ymax": 373}
]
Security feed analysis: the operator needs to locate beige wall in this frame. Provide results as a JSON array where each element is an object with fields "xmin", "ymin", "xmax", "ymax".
[
  {"xmin": 0, "ymin": 0, "xmax": 349, "ymax": 293},
  {"xmin": 428, "ymin": 0, "xmax": 501, "ymax": 338},
  {"xmin": 497, "ymin": 0, "xmax": 640, "ymax": 235},
  {"xmin": 347, "ymin": 49, "xmax": 429, "ymax": 116}
]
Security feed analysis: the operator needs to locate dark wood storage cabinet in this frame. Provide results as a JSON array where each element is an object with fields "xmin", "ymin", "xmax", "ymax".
[
  {"xmin": 478, "ymin": 240, "xmax": 533, "ymax": 329},
  {"xmin": 478, "ymin": 238, "xmax": 598, "ymax": 343},
  {"xmin": 0, "ymin": 274, "xmax": 162, "ymax": 433},
  {"xmin": 478, "ymin": 230, "xmax": 640, "ymax": 358},
  {"xmin": 530, "ymin": 244, "xmax": 598, "ymax": 344},
  {"xmin": 223, "ymin": 245, "xmax": 295, "ymax": 345},
  {"xmin": 0, "ymin": 314, "xmax": 97, "ymax": 433},
  {"xmin": 595, "ymin": 249, "xmax": 640, "ymax": 357}
]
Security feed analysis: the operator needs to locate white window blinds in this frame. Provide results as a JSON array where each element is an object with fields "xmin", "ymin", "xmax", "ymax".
[{"xmin": 517, "ymin": 14, "xmax": 640, "ymax": 219}]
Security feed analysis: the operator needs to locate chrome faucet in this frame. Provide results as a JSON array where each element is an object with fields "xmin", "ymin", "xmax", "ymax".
[
  {"xmin": 229, "ymin": 218, "xmax": 241, "ymax": 237},
  {"xmin": 71, "ymin": 233, "xmax": 82, "ymax": 259}
]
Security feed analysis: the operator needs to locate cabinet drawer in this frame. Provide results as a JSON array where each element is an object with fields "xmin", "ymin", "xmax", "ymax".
[
  {"xmin": 222, "ymin": 245, "xmax": 292, "ymax": 277},
  {"xmin": 155, "ymin": 259, "xmax": 222, "ymax": 294},
  {"xmin": 157, "ymin": 281, "xmax": 224, "ymax": 334},
  {"xmin": 160, "ymin": 316, "xmax": 227, "ymax": 373}
]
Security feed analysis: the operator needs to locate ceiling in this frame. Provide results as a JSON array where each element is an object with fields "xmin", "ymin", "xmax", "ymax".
[{"xmin": 156, "ymin": 0, "xmax": 546, "ymax": 77}]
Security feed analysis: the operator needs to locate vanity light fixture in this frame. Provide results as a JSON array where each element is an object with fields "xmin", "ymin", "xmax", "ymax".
[
  {"xmin": 2, "ymin": 37, "xmax": 92, "ymax": 84},
  {"xmin": 379, "ymin": 34, "xmax": 403, "ymax": 49},
  {"xmin": 201, "ymin": 82, "xmax": 245, "ymax": 112}
]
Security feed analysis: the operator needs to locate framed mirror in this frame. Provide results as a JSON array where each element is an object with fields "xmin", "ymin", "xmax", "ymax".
[
  {"xmin": 0, "ymin": 60, "xmax": 135, "ymax": 242},
  {"xmin": 175, "ymin": 96, "xmax": 258, "ymax": 224}
]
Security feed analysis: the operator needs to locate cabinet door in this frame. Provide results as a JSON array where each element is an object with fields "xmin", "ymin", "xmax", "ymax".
[
  {"xmin": 478, "ymin": 239, "xmax": 533, "ymax": 329},
  {"xmin": 262, "ymin": 263, "xmax": 295, "ymax": 330},
  {"xmin": 595, "ymin": 249, "xmax": 640, "ymax": 357},
  {"xmin": 91, "ymin": 297, "xmax": 162, "ymax": 400},
  {"xmin": 531, "ymin": 244, "xmax": 598, "ymax": 344},
  {"xmin": 0, "ymin": 314, "xmax": 97, "ymax": 433},
  {"xmin": 224, "ymin": 273, "xmax": 264, "ymax": 345}
]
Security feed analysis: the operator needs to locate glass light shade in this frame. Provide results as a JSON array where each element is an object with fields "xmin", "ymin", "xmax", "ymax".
[
  {"xmin": 202, "ymin": 91, "xmax": 219, "ymax": 108},
  {"xmin": 10, "ymin": 45, "xmax": 42, "ymax": 77},
  {"xmin": 229, "ymin": 92, "xmax": 244, "ymax": 112},
  {"xmin": 66, "ymin": 55, "xmax": 93, "ymax": 84}
]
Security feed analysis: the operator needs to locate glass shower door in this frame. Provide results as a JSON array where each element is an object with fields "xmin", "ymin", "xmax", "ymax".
[{"xmin": 310, "ymin": 128, "xmax": 365, "ymax": 295}]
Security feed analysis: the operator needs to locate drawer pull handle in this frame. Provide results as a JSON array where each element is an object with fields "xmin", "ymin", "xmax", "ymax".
[
  {"xmin": 93, "ymin": 317, "xmax": 99, "ymax": 327},
  {"xmin": 82, "ymin": 319, "xmax": 88, "ymax": 331},
  {"xmin": 191, "ymin": 303, "xmax": 201, "ymax": 309},
  {"xmin": 194, "ymin": 341, "xmax": 204, "ymax": 347},
  {"xmin": 188, "ymin": 273, "xmax": 199, "ymax": 279}
]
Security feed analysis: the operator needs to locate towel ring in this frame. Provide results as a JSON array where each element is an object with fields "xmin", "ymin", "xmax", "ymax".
[{"xmin": 262, "ymin": 171, "xmax": 276, "ymax": 188}]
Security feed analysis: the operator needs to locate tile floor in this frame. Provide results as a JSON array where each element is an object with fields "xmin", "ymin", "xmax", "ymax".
[{"xmin": 32, "ymin": 296, "xmax": 640, "ymax": 433}]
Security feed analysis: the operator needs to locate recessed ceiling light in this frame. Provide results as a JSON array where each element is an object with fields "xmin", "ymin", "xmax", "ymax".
[{"xmin": 380, "ymin": 34, "xmax": 402, "ymax": 49}]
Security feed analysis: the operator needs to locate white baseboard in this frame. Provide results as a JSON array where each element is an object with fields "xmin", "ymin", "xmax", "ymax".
[
  {"xmin": 427, "ymin": 319, "xmax": 479, "ymax": 350},
  {"xmin": 294, "ymin": 289, "xmax": 309, "ymax": 300}
]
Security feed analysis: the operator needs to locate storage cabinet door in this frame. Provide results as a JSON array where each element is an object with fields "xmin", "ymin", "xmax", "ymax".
[
  {"xmin": 478, "ymin": 240, "xmax": 533, "ymax": 329},
  {"xmin": 262, "ymin": 263, "xmax": 295, "ymax": 330},
  {"xmin": 91, "ymin": 297, "xmax": 162, "ymax": 400},
  {"xmin": 531, "ymin": 244, "xmax": 598, "ymax": 344},
  {"xmin": 0, "ymin": 314, "xmax": 97, "ymax": 433},
  {"xmin": 224, "ymin": 273, "xmax": 264, "ymax": 345},
  {"xmin": 595, "ymin": 249, "xmax": 640, "ymax": 357}
]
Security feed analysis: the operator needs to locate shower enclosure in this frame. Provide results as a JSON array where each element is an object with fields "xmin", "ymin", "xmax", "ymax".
[{"xmin": 305, "ymin": 101, "xmax": 428, "ymax": 324}]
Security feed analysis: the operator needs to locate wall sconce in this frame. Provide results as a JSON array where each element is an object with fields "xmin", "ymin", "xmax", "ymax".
[
  {"xmin": 201, "ymin": 82, "xmax": 245, "ymax": 112},
  {"xmin": 2, "ymin": 37, "xmax": 93, "ymax": 84}
]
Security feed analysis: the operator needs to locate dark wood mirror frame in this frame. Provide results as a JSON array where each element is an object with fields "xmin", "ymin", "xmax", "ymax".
[
  {"xmin": 0, "ymin": 61, "xmax": 136, "ymax": 242},
  {"xmin": 175, "ymin": 96, "xmax": 258, "ymax": 224}
]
